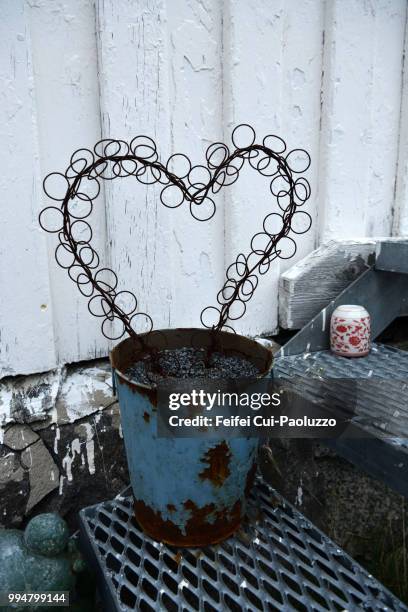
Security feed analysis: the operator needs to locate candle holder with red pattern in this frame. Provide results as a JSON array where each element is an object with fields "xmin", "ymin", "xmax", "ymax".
[{"xmin": 330, "ymin": 305, "xmax": 371, "ymax": 357}]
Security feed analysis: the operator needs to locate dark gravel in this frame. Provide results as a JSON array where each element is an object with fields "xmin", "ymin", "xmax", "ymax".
[{"xmin": 125, "ymin": 347, "xmax": 260, "ymax": 385}]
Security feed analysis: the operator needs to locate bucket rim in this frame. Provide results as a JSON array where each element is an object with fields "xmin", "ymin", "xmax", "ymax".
[{"xmin": 110, "ymin": 327, "xmax": 274, "ymax": 390}]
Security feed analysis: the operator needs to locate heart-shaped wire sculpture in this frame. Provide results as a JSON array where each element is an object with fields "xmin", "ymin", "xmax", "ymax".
[{"xmin": 39, "ymin": 124, "xmax": 311, "ymax": 345}]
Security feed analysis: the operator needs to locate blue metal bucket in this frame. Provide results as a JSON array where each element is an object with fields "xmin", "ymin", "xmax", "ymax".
[{"xmin": 110, "ymin": 328, "xmax": 273, "ymax": 547}]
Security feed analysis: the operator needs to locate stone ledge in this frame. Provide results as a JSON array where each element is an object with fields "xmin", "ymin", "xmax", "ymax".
[
  {"xmin": 0, "ymin": 358, "xmax": 113, "ymax": 430},
  {"xmin": 0, "ymin": 359, "xmax": 127, "ymax": 529}
]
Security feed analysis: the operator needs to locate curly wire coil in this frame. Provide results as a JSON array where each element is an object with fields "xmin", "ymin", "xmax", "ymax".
[{"xmin": 39, "ymin": 124, "xmax": 311, "ymax": 343}]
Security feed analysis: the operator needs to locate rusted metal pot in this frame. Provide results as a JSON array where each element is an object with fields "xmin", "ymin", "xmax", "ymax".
[{"xmin": 110, "ymin": 328, "xmax": 273, "ymax": 547}]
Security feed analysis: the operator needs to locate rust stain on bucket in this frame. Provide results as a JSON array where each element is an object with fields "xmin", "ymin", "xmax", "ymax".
[
  {"xmin": 143, "ymin": 411, "xmax": 150, "ymax": 423},
  {"xmin": 199, "ymin": 441, "xmax": 231, "ymax": 487},
  {"xmin": 134, "ymin": 497, "xmax": 241, "ymax": 547}
]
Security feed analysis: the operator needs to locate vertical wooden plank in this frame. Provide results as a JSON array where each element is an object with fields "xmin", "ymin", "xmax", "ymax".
[
  {"xmin": 165, "ymin": 0, "xmax": 224, "ymax": 327},
  {"xmin": 394, "ymin": 11, "xmax": 408, "ymax": 236},
  {"xmin": 367, "ymin": 1, "xmax": 407, "ymax": 237},
  {"xmin": 223, "ymin": 0, "xmax": 284, "ymax": 336},
  {"xmin": 268, "ymin": 0, "xmax": 324, "ymax": 269},
  {"xmin": 29, "ymin": 0, "xmax": 108, "ymax": 364},
  {"xmin": 96, "ymin": 0, "xmax": 172, "ymax": 338},
  {"xmin": 319, "ymin": 0, "xmax": 406, "ymax": 241},
  {"xmin": 223, "ymin": 0, "xmax": 322, "ymax": 336},
  {"xmin": 96, "ymin": 0, "xmax": 224, "ymax": 335},
  {"xmin": 0, "ymin": 0, "xmax": 56, "ymax": 377}
]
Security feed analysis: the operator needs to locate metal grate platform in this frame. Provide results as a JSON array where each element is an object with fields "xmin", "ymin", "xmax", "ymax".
[
  {"xmin": 275, "ymin": 342, "xmax": 408, "ymax": 444},
  {"xmin": 78, "ymin": 477, "xmax": 407, "ymax": 612},
  {"xmin": 275, "ymin": 342, "xmax": 408, "ymax": 498}
]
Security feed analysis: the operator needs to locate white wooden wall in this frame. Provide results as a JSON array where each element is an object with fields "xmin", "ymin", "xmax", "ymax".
[{"xmin": 1, "ymin": 0, "xmax": 407, "ymax": 377}]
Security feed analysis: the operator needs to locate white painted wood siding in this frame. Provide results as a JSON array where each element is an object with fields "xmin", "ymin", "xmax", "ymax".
[{"xmin": 1, "ymin": 0, "xmax": 407, "ymax": 376}]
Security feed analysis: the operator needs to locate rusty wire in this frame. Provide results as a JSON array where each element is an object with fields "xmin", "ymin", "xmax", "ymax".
[{"xmin": 39, "ymin": 124, "xmax": 311, "ymax": 346}]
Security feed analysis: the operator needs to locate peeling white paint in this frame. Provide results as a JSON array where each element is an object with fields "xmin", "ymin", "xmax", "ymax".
[
  {"xmin": 54, "ymin": 425, "xmax": 60, "ymax": 455},
  {"xmin": 81, "ymin": 422, "xmax": 95, "ymax": 475},
  {"xmin": 0, "ymin": 367, "xmax": 63, "ymax": 424},
  {"xmin": 54, "ymin": 366, "xmax": 112, "ymax": 424},
  {"xmin": 0, "ymin": 361, "xmax": 112, "ymax": 427},
  {"xmin": 62, "ymin": 437, "xmax": 81, "ymax": 482}
]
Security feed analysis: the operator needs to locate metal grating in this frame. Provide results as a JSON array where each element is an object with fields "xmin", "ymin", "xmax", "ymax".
[
  {"xmin": 78, "ymin": 477, "xmax": 407, "ymax": 612},
  {"xmin": 275, "ymin": 342, "xmax": 408, "ymax": 445}
]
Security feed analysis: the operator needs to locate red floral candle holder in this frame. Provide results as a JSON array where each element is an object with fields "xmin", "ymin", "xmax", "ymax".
[{"xmin": 330, "ymin": 305, "xmax": 371, "ymax": 357}]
